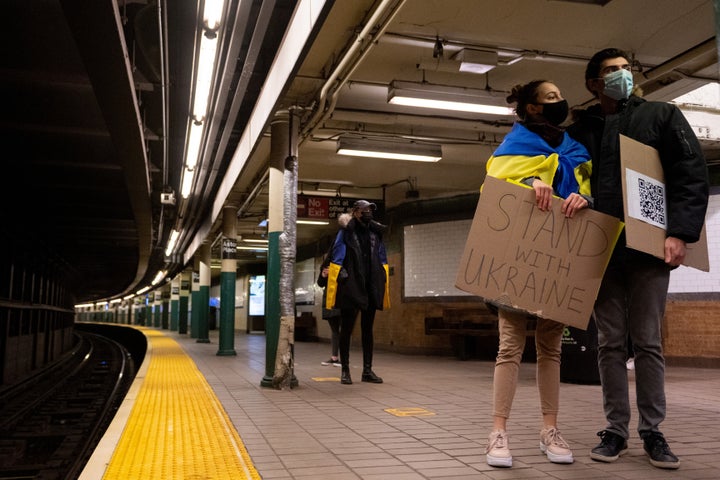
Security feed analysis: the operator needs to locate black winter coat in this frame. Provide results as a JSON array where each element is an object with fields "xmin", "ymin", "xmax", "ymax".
[
  {"xmin": 327, "ymin": 216, "xmax": 389, "ymax": 311},
  {"xmin": 567, "ymin": 96, "xmax": 709, "ymax": 244}
]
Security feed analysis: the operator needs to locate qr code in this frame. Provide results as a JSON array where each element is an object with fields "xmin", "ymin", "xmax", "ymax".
[{"xmin": 637, "ymin": 177, "xmax": 666, "ymax": 225}]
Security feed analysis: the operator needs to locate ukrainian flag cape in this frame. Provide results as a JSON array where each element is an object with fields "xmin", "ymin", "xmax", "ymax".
[{"xmin": 490, "ymin": 123, "xmax": 591, "ymax": 198}]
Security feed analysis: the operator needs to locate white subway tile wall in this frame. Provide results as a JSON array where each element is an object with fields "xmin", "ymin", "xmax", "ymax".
[
  {"xmin": 669, "ymin": 194, "xmax": 720, "ymax": 293},
  {"xmin": 403, "ymin": 220, "xmax": 473, "ymax": 297}
]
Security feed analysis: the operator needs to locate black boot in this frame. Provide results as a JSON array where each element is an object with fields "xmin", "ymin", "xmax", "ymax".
[
  {"xmin": 362, "ymin": 366, "xmax": 383, "ymax": 383},
  {"xmin": 341, "ymin": 367, "xmax": 352, "ymax": 385}
]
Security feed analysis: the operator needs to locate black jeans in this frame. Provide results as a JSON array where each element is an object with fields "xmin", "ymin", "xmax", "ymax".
[{"xmin": 338, "ymin": 307, "xmax": 376, "ymax": 370}]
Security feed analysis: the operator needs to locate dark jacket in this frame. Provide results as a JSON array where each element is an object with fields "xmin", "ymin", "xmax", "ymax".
[
  {"xmin": 325, "ymin": 213, "xmax": 390, "ymax": 311},
  {"xmin": 567, "ymin": 96, "xmax": 709, "ymax": 243}
]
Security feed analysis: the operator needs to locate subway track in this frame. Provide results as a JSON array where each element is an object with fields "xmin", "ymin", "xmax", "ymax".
[{"xmin": 0, "ymin": 331, "xmax": 135, "ymax": 480}]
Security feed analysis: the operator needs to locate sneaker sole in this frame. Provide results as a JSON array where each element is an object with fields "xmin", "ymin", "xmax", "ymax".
[
  {"xmin": 539, "ymin": 444, "xmax": 574, "ymax": 464},
  {"xmin": 486, "ymin": 454, "xmax": 512, "ymax": 468},
  {"xmin": 647, "ymin": 454, "xmax": 680, "ymax": 470},
  {"xmin": 590, "ymin": 447, "xmax": 628, "ymax": 462}
]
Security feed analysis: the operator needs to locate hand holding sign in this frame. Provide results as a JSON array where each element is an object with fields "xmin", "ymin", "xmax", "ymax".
[{"xmin": 455, "ymin": 177, "xmax": 624, "ymax": 330}]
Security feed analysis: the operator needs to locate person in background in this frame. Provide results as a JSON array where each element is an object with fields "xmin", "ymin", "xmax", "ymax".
[
  {"xmin": 325, "ymin": 200, "xmax": 390, "ymax": 385},
  {"xmin": 484, "ymin": 80, "xmax": 593, "ymax": 468},
  {"xmin": 317, "ymin": 253, "xmax": 341, "ymax": 367},
  {"xmin": 568, "ymin": 47, "xmax": 709, "ymax": 470}
]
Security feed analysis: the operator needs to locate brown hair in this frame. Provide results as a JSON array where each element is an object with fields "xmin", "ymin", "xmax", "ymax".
[{"xmin": 506, "ymin": 80, "xmax": 548, "ymax": 120}]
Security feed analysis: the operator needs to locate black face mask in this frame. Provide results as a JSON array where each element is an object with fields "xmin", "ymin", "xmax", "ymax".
[
  {"xmin": 537, "ymin": 99, "xmax": 568, "ymax": 126},
  {"xmin": 360, "ymin": 211, "xmax": 373, "ymax": 224}
]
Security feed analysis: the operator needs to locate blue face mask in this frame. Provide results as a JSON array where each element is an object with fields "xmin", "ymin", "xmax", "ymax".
[{"xmin": 602, "ymin": 68, "xmax": 633, "ymax": 100}]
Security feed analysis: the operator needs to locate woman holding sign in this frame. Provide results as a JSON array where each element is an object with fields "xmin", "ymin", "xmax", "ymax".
[{"xmin": 483, "ymin": 80, "xmax": 592, "ymax": 468}]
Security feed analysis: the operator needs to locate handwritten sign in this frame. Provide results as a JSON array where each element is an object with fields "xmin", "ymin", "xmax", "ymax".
[{"xmin": 455, "ymin": 176, "xmax": 623, "ymax": 329}]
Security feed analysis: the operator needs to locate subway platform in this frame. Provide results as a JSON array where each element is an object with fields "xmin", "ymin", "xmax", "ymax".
[{"xmin": 81, "ymin": 326, "xmax": 720, "ymax": 480}]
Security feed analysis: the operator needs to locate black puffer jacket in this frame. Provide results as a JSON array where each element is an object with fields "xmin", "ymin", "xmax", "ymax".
[
  {"xmin": 326, "ymin": 213, "xmax": 390, "ymax": 311},
  {"xmin": 567, "ymin": 96, "xmax": 709, "ymax": 243}
]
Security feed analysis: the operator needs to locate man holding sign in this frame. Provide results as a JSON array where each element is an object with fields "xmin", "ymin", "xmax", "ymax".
[{"xmin": 568, "ymin": 48, "xmax": 709, "ymax": 470}]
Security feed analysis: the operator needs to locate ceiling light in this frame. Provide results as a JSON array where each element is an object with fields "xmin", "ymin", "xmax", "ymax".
[
  {"xmin": 337, "ymin": 136, "xmax": 442, "ymax": 162},
  {"xmin": 297, "ymin": 220, "xmax": 330, "ymax": 225},
  {"xmin": 388, "ymin": 81, "xmax": 514, "ymax": 116},
  {"xmin": 452, "ymin": 49, "xmax": 498, "ymax": 74}
]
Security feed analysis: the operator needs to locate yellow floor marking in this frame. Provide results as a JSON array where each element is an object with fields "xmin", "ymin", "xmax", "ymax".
[
  {"xmin": 311, "ymin": 377, "xmax": 341, "ymax": 382},
  {"xmin": 384, "ymin": 407, "xmax": 436, "ymax": 417},
  {"xmin": 102, "ymin": 329, "xmax": 260, "ymax": 479}
]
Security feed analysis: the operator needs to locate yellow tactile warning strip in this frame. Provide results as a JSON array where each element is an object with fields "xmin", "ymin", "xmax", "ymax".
[
  {"xmin": 384, "ymin": 407, "xmax": 436, "ymax": 417},
  {"xmin": 102, "ymin": 329, "xmax": 260, "ymax": 480},
  {"xmin": 311, "ymin": 377, "xmax": 341, "ymax": 382}
]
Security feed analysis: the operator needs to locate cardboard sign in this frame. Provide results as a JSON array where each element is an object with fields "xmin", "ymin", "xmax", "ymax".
[
  {"xmin": 619, "ymin": 135, "xmax": 710, "ymax": 272},
  {"xmin": 455, "ymin": 176, "xmax": 623, "ymax": 330}
]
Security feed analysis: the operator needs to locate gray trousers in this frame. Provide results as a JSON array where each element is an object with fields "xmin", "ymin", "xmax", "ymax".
[{"xmin": 594, "ymin": 246, "xmax": 670, "ymax": 440}]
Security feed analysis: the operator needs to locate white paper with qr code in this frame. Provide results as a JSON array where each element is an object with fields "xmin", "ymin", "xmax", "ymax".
[
  {"xmin": 625, "ymin": 168, "xmax": 667, "ymax": 229},
  {"xmin": 619, "ymin": 135, "xmax": 709, "ymax": 272}
]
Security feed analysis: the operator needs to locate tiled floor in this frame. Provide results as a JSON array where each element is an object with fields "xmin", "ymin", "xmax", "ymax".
[{"xmin": 177, "ymin": 329, "xmax": 720, "ymax": 479}]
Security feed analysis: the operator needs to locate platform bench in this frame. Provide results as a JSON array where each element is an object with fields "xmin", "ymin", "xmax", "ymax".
[{"xmin": 425, "ymin": 306, "xmax": 536, "ymax": 360}]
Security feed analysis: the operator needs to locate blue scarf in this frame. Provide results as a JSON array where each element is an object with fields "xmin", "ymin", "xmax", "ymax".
[{"xmin": 493, "ymin": 123, "xmax": 591, "ymax": 199}]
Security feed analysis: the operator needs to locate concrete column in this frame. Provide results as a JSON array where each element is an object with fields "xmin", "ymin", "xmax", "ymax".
[
  {"xmin": 261, "ymin": 110, "xmax": 298, "ymax": 388},
  {"xmin": 218, "ymin": 206, "xmax": 237, "ymax": 356}
]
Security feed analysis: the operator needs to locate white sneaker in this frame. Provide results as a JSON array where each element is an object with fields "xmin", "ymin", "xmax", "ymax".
[
  {"xmin": 486, "ymin": 430, "xmax": 512, "ymax": 467},
  {"xmin": 626, "ymin": 358, "xmax": 635, "ymax": 370},
  {"xmin": 540, "ymin": 427, "xmax": 574, "ymax": 464}
]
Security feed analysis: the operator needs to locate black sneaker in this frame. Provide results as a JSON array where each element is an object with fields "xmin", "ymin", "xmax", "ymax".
[
  {"xmin": 643, "ymin": 432, "xmax": 680, "ymax": 469},
  {"xmin": 590, "ymin": 430, "xmax": 628, "ymax": 462}
]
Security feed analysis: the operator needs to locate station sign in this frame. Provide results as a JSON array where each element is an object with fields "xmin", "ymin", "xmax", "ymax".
[{"xmin": 297, "ymin": 195, "xmax": 384, "ymax": 220}]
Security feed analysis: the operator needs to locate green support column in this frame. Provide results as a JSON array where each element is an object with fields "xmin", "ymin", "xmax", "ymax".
[
  {"xmin": 190, "ymin": 262, "xmax": 200, "ymax": 338},
  {"xmin": 133, "ymin": 297, "xmax": 141, "ymax": 325},
  {"xmin": 144, "ymin": 295, "xmax": 151, "ymax": 327},
  {"xmin": 197, "ymin": 242, "xmax": 211, "ymax": 343},
  {"xmin": 218, "ymin": 206, "xmax": 237, "ymax": 356},
  {"xmin": 179, "ymin": 270, "xmax": 190, "ymax": 334},
  {"xmin": 161, "ymin": 283, "xmax": 170, "ymax": 329},
  {"xmin": 262, "ymin": 231, "xmax": 281, "ymax": 387},
  {"xmin": 153, "ymin": 291, "xmax": 162, "ymax": 327},
  {"xmin": 170, "ymin": 275, "xmax": 180, "ymax": 331}
]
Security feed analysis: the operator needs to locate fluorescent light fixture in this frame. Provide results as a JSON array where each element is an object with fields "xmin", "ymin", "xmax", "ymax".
[
  {"xmin": 388, "ymin": 81, "xmax": 514, "ymax": 116},
  {"xmin": 337, "ymin": 136, "xmax": 442, "ymax": 162},
  {"xmin": 165, "ymin": 229, "xmax": 180, "ymax": 256},
  {"xmin": 297, "ymin": 219, "xmax": 330, "ymax": 225},
  {"xmin": 136, "ymin": 286, "xmax": 150, "ymax": 295},
  {"xmin": 203, "ymin": 0, "xmax": 225, "ymax": 32},
  {"xmin": 238, "ymin": 246, "xmax": 269, "ymax": 251},
  {"xmin": 181, "ymin": 168, "xmax": 195, "ymax": 198},
  {"xmin": 452, "ymin": 49, "xmax": 497, "ymax": 74},
  {"xmin": 151, "ymin": 270, "xmax": 167, "ymax": 285},
  {"xmin": 242, "ymin": 238, "xmax": 269, "ymax": 243},
  {"xmin": 185, "ymin": 123, "xmax": 203, "ymax": 169}
]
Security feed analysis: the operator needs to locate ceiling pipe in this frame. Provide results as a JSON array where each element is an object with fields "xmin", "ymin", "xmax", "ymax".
[
  {"xmin": 637, "ymin": 38, "xmax": 717, "ymax": 84},
  {"xmin": 300, "ymin": 0, "xmax": 406, "ymax": 139}
]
